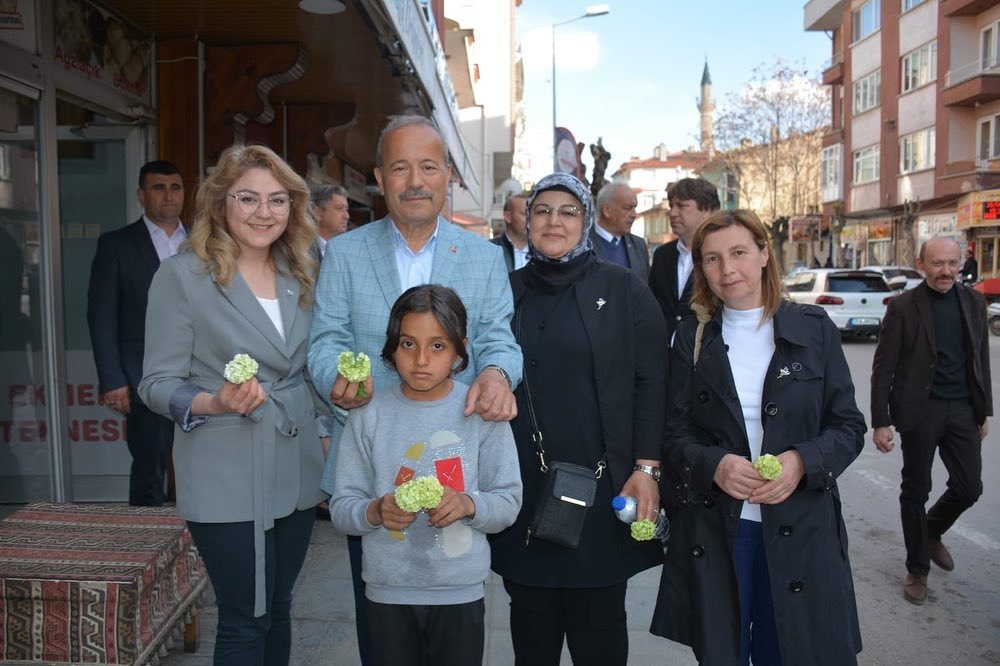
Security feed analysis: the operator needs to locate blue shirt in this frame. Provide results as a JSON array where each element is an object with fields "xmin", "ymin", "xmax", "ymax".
[{"xmin": 391, "ymin": 220, "xmax": 439, "ymax": 290}]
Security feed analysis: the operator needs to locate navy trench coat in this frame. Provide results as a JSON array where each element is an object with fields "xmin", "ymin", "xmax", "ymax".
[{"xmin": 650, "ymin": 301, "xmax": 866, "ymax": 665}]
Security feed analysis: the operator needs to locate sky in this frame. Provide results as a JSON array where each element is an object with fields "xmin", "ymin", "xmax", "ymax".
[{"xmin": 515, "ymin": 0, "xmax": 832, "ymax": 183}]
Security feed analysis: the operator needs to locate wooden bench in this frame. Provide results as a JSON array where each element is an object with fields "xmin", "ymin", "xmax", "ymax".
[{"xmin": 0, "ymin": 503, "xmax": 206, "ymax": 665}]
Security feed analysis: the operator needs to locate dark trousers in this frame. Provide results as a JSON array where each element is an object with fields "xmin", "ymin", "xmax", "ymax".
[
  {"xmin": 733, "ymin": 519, "xmax": 782, "ymax": 666},
  {"xmin": 187, "ymin": 509, "xmax": 314, "ymax": 666},
  {"xmin": 503, "ymin": 579, "xmax": 628, "ymax": 666},
  {"xmin": 348, "ymin": 534, "xmax": 374, "ymax": 665},
  {"xmin": 125, "ymin": 401, "xmax": 174, "ymax": 506},
  {"xmin": 366, "ymin": 598, "xmax": 485, "ymax": 666},
  {"xmin": 899, "ymin": 397, "xmax": 983, "ymax": 575}
]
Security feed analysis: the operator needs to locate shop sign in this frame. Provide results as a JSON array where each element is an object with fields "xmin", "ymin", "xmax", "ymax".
[
  {"xmin": 0, "ymin": 0, "xmax": 36, "ymax": 53},
  {"xmin": 869, "ymin": 219, "xmax": 892, "ymax": 240},
  {"xmin": 52, "ymin": 0, "xmax": 150, "ymax": 101},
  {"xmin": 789, "ymin": 215, "xmax": 828, "ymax": 242},
  {"xmin": 956, "ymin": 189, "xmax": 1000, "ymax": 229}
]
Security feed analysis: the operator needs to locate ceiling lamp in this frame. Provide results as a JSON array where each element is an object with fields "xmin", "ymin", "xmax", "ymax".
[{"xmin": 299, "ymin": 0, "xmax": 346, "ymax": 14}]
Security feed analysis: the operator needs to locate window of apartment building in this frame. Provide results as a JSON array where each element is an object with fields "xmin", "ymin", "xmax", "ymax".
[
  {"xmin": 983, "ymin": 23, "xmax": 1000, "ymax": 70},
  {"xmin": 852, "ymin": 0, "xmax": 881, "ymax": 42},
  {"xmin": 978, "ymin": 114, "xmax": 1000, "ymax": 162},
  {"xmin": 853, "ymin": 70, "xmax": 881, "ymax": 114},
  {"xmin": 853, "ymin": 145, "xmax": 880, "ymax": 184},
  {"xmin": 900, "ymin": 128, "xmax": 935, "ymax": 173},
  {"xmin": 902, "ymin": 41, "xmax": 937, "ymax": 92},
  {"xmin": 902, "ymin": 0, "xmax": 925, "ymax": 11},
  {"xmin": 822, "ymin": 144, "xmax": 841, "ymax": 189}
]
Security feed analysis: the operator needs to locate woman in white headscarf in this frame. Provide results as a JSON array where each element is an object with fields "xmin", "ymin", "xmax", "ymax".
[{"xmin": 489, "ymin": 173, "xmax": 667, "ymax": 666}]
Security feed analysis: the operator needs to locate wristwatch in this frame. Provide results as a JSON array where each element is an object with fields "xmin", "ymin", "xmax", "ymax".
[{"xmin": 633, "ymin": 464, "xmax": 661, "ymax": 482}]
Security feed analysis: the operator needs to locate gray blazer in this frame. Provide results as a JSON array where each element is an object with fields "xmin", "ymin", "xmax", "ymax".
[{"xmin": 139, "ymin": 251, "xmax": 325, "ymax": 615}]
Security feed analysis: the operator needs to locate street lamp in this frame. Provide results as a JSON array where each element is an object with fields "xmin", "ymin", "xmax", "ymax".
[{"xmin": 551, "ymin": 4, "xmax": 610, "ymax": 172}]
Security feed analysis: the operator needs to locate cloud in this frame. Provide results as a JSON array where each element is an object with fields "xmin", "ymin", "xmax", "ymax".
[{"xmin": 520, "ymin": 27, "xmax": 601, "ymax": 74}]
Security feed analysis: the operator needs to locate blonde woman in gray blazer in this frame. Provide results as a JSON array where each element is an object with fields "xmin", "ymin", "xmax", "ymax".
[{"xmin": 139, "ymin": 144, "xmax": 325, "ymax": 666}]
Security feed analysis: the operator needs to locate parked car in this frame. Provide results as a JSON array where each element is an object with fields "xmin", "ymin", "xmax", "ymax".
[
  {"xmin": 860, "ymin": 265, "xmax": 924, "ymax": 291},
  {"xmin": 783, "ymin": 268, "xmax": 895, "ymax": 336},
  {"xmin": 989, "ymin": 302, "xmax": 1000, "ymax": 337}
]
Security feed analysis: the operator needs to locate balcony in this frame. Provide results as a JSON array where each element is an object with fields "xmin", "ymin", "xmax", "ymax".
[
  {"xmin": 804, "ymin": 0, "xmax": 848, "ymax": 31},
  {"xmin": 942, "ymin": 0, "xmax": 1000, "ymax": 17},
  {"xmin": 943, "ymin": 58, "xmax": 1000, "ymax": 106},
  {"xmin": 823, "ymin": 54, "xmax": 845, "ymax": 85}
]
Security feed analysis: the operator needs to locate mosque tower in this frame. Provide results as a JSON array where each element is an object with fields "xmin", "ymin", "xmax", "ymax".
[{"xmin": 697, "ymin": 59, "xmax": 714, "ymax": 156}]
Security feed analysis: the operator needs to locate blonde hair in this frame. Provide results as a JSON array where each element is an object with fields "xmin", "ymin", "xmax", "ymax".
[
  {"xmin": 690, "ymin": 209, "xmax": 784, "ymax": 320},
  {"xmin": 188, "ymin": 144, "xmax": 316, "ymax": 305}
]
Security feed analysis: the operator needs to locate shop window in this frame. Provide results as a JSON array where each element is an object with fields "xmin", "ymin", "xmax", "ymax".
[{"xmin": 983, "ymin": 238, "xmax": 996, "ymax": 277}]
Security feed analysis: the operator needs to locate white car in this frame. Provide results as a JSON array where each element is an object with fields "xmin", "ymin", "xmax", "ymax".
[
  {"xmin": 783, "ymin": 268, "xmax": 895, "ymax": 336},
  {"xmin": 860, "ymin": 265, "xmax": 924, "ymax": 291}
]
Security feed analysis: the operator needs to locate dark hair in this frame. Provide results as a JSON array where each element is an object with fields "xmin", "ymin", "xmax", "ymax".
[
  {"xmin": 667, "ymin": 177, "xmax": 720, "ymax": 212},
  {"xmin": 310, "ymin": 184, "xmax": 349, "ymax": 207},
  {"xmin": 139, "ymin": 160, "xmax": 181, "ymax": 188},
  {"xmin": 382, "ymin": 284, "xmax": 469, "ymax": 373}
]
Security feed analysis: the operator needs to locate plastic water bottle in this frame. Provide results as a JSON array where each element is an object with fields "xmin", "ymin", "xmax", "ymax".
[{"xmin": 611, "ymin": 495, "xmax": 669, "ymax": 543}]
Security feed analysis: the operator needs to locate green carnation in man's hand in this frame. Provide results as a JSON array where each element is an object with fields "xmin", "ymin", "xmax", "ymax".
[
  {"xmin": 754, "ymin": 454, "xmax": 783, "ymax": 481},
  {"xmin": 630, "ymin": 519, "xmax": 657, "ymax": 541},
  {"xmin": 338, "ymin": 351, "xmax": 372, "ymax": 398},
  {"xmin": 223, "ymin": 353, "xmax": 259, "ymax": 385},
  {"xmin": 395, "ymin": 476, "xmax": 444, "ymax": 513}
]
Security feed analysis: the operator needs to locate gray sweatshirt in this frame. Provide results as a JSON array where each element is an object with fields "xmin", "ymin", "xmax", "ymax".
[{"xmin": 330, "ymin": 381, "xmax": 522, "ymax": 605}]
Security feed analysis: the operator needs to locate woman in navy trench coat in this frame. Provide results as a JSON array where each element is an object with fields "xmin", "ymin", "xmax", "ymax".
[{"xmin": 650, "ymin": 209, "xmax": 866, "ymax": 665}]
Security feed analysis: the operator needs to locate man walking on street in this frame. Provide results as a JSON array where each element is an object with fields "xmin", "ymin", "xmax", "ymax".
[
  {"xmin": 87, "ymin": 160, "xmax": 185, "ymax": 506},
  {"xmin": 871, "ymin": 237, "xmax": 992, "ymax": 605}
]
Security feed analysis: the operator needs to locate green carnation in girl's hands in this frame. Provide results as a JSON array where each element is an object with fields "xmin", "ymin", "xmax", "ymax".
[
  {"xmin": 395, "ymin": 476, "xmax": 445, "ymax": 513},
  {"xmin": 223, "ymin": 353, "xmax": 259, "ymax": 385},
  {"xmin": 754, "ymin": 454, "xmax": 783, "ymax": 481},
  {"xmin": 337, "ymin": 351, "xmax": 372, "ymax": 398},
  {"xmin": 630, "ymin": 519, "xmax": 657, "ymax": 541}
]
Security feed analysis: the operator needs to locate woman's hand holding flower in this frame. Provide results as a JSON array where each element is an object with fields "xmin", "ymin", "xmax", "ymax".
[
  {"xmin": 212, "ymin": 376, "xmax": 267, "ymax": 416},
  {"xmin": 748, "ymin": 450, "xmax": 804, "ymax": 505},
  {"xmin": 714, "ymin": 453, "xmax": 766, "ymax": 500}
]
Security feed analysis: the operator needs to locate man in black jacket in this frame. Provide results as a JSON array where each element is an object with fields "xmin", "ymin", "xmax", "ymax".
[
  {"xmin": 648, "ymin": 178, "xmax": 719, "ymax": 342},
  {"xmin": 87, "ymin": 160, "xmax": 185, "ymax": 505},
  {"xmin": 871, "ymin": 237, "xmax": 992, "ymax": 605}
]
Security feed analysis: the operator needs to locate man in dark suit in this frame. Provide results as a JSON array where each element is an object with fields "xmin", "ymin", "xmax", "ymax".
[
  {"xmin": 491, "ymin": 192, "xmax": 529, "ymax": 272},
  {"xmin": 648, "ymin": 177, "xmax": 720, "ymax": 342},
  {"xmin": 87, "ymin": 160, "xmax": 185, "ymax": 506},
  {"xmin": 871, "ymin": 237, "xmax": 992, "ymax": 605},
  {"xmin": 590, "ymin": 182, "xmax": 649, "ymax": 279}
]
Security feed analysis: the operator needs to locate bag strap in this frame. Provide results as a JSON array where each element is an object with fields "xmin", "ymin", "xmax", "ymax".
[
  {"xmin": 515, "ymin": 297, "xmax": 607, "ymax": 477},
  {"xmin": 690, "ymin": 302, "xmax": 713, "ymax": 366}
]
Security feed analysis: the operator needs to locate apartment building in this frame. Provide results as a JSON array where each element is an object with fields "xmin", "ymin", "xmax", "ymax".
[{"xmin": 806, "ymin": 0, "xmax": 1000, "ymax": 274}]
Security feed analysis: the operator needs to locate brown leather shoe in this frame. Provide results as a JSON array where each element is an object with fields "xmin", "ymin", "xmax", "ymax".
[
  {"xmin": 929, "ymin": 538, "xmax": 955, "ymax": 572},
  {"xmin": 903, "ymin": 573, "xmax": 928, "ymax": 605}
]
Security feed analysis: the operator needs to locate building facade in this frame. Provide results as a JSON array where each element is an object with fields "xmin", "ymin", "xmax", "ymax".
[{"xmin": 805, "ymin": 0, "xmax": 1000, "ymax": 272}]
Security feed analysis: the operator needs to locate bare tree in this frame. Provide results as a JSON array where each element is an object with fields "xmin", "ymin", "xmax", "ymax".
[{"xmin": 711, "ymin": 59, "xmax": 829, "ymax": 267}]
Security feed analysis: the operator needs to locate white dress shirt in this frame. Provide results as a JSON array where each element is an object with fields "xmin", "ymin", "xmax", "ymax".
[
  {"xmin": 676, "ymin": 239, "xmax": 692, "ymax": 299},
  {"xmin": 143, "ymin": 216, "xmax": 186, "ymax": 261}
]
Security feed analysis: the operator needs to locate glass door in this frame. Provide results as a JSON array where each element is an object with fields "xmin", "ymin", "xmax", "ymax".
[{"xmin": 0, "ymin": 80, "xmax": 49, "ymax": 502}]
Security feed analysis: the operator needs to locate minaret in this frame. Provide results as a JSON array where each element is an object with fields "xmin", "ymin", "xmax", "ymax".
[{"xmin": 697, "ymin": 59, "xmax": 714, "ymax": 156}]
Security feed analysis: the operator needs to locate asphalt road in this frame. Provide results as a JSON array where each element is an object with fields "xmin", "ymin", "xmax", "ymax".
[{"xmin": 837, "ymin": 335, "xmax": 1000, "ymax": 665}]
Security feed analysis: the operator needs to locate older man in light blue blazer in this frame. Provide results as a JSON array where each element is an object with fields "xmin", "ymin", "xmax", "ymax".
[{"xmin": 307, "ymin": 115, "xmax": 521, "ymax": 666}]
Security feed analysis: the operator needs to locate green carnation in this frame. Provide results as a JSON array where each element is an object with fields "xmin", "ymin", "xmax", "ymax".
[
  {"xmin": 754, "ymin": 454, "xmax": 783, "ymax": 481},
  {"xmin": 338, "ymin": 351, "xmax": 372, "ymax": 398},
  {"xmin": 630, "ymin": 519, "xmax": 657, "ymax": 541},
  {"xmin": 395, "ymin": 476, "xmax": 444, "ymax": 513},
  {"xmin": 223, "ymin": 353, "xmax": 259, "ymax": 385}
]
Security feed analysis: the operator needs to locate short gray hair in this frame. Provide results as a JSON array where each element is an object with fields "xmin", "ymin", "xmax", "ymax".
[
  {"xmin": 375, "ymin": 115, "xmax": 450, "ymax": 167},
  {"xmin": 311, "ymin": 184, "xmax": 348, "ymax": 208},
  {"xmin": 595, "ymin": 182, "xmax": 630, "ymax": 213}
]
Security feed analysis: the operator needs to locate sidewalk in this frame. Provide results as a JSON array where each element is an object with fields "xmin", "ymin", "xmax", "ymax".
[{"xmin": 162, "ymin": 517, "xmax": 696, "ymax": 665}]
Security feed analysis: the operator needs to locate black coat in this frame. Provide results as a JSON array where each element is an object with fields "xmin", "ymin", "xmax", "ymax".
[
  {"xmin": 871, "ymin": 282, "xmax": 992, "ymax": 432},
  {"xmin": 490, "ymin": 234, "xmax": 516, "ymax": 273},
  {"xmin": 650, "ymin": 301, "xmax": 865, "ymax": 665},
  {"xmin": 648, "ymin": 239, "xmax": 694, "ymax": 341},
  {"xmin": 490, "ymin": 257, "xmax": 668, "ymax": 585},
  {"xmin": 86, "ymin": 219, "xmax": 162, "ymax": 395}
]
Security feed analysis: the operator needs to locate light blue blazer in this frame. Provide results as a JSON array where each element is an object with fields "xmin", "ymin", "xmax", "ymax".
[
  {"xmin": 139, "ymin": 251, "xmax": 326, "ymax": 616},
  {"xmin": 307, "ymin": 216, "xmax": 522, "ymax": 493}
]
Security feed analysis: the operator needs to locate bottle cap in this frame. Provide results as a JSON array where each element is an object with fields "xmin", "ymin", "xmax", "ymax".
[{"xmin": 611, "ymin": 496, "xmax": 628, "ymax": 510}]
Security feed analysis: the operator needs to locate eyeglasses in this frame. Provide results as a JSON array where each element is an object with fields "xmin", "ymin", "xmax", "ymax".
[
  {"xmin": 529, "ymin": 204, "xmax": 583, "ymax": 222},
  {"xmin": 228, "ymin": 192, "xmax": 292, "ymax": 216}
]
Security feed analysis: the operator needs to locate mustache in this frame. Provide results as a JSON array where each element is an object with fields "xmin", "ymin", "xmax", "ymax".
[{"xmin": 399, "ymin": 188, "xmax": 434, "ymax": 201}]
